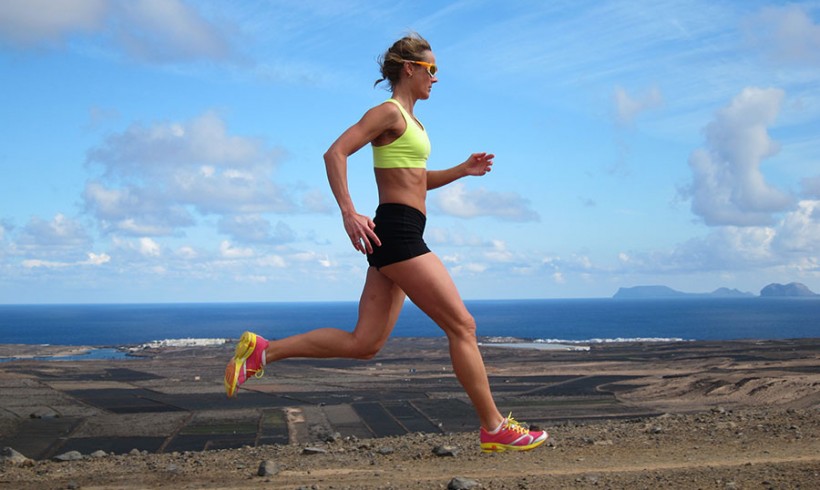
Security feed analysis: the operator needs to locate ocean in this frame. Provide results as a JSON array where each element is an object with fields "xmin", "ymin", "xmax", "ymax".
[{"xmin": 1, "ymin": 298, "xmax": 818, "ymax": 347}]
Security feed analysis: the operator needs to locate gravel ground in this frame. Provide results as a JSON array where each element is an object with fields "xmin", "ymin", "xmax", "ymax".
[{"xmin": 2, "ymin": 407, "xmax": 818, "ymax": 489}]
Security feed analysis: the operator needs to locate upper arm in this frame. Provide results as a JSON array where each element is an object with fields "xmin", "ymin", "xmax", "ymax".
[{"xmin": 325, "ymin": 103, "xmax": 401, "ymax": 159}]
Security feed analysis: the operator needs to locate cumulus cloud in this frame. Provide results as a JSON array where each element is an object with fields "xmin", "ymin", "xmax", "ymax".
[
  {"xmin": 84, "ymin": 112, "xmax": 295, "ymax": 236},
  {"xmin": 83, "ymin": 182, "xmax": 194, "ymax": 235},
  {"xmin": 139, "ymin": 237, "xmax": 161, "ymax": 257},
  {"xmin": 433, "ymin": 182, "xmax": 540, "ymax": 222},
  {"xmin": 682, "ymin": 87, "xmax": 793, "ymax": 226},
  {"xmin": 613, "ymin": 85, "xmax": 663, "ymax": 125},
  {"xmin": 772, "ymin": 199, "xmax": 820, "ymax": 255},
  {"xmin": 219, "ymin": 240, "xmax": 254, "ymax": 259},
  {"xmin": 16, "ymin": 214, "xmax": 93, "ymax": 259},
  {"xmin": 0, "ymin": 0, "xmax": 236, "ymax": 63},
  {"xmin": 0, "ymin": 0, "xmax": 107, "ymax": 47},
  {"xmin": 217, "ymin": 215, "xmax": 296, "ymax": 244},
  {"xmin": 801, "ymin": 175, "xmax": 820, "ymax": 198},
  {"xmin": 744, "ymin": 5, "xmax": 820, "ymax": 67},
  {"xmin": 618, "ymin": 226, "xmax": 778, "ymax": 274},
  {"xmin": 113, "ymin": 0, "xmax": 234, "ymax": 63},
  {"xmin": 426, "ymin": 225, "xmax": 487, "ymax": 247},
  {"xmin": 621, "ymin": 196, "xmax": 820, "ymax": 275},
  {"xmin": 23, "ymin": 252, "xmax": 110, "ymax": 269}
]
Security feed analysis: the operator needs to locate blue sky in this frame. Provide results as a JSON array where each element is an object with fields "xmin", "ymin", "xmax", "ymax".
[{"xmin": 1, "ymin": 0, "xmax": 819, "ymax": 304}]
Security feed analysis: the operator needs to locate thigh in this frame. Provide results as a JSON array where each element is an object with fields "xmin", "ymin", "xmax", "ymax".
[
  {"xmin": 379, "ymin": 253, "xmax": 471, "ymax": 333},
  {"xmin": 352, "ymin": 266, "xmax": 407, "ymax": 347}
]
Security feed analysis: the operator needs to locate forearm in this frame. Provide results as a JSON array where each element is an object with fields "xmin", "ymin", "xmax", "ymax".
[
  {"xmin": 324, "ymin": 149, "xmax": 356, "ymax": 215},
  {"xmin": 427, "ymin": 163, "xmax": 468, "ymax": 190}
]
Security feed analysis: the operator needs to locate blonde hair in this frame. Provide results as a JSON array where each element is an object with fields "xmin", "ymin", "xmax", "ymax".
[{"xmin": 374, "ymin": 33, "xmax": 432, "ymax": 90}]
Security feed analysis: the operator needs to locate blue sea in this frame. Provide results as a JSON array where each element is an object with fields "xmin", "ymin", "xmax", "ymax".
[{"xmin": 1, "ymin": 298, "xmax": 818, "ymax": 348}]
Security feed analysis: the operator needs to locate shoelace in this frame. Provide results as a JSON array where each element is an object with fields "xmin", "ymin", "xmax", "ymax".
[
  {"xmin": 503, "ymin": 413, "xmax": 528, "ymax": 435},
  {"xmin": 242, "ymin": 364, "xmax": 265, "ymax": 379}
]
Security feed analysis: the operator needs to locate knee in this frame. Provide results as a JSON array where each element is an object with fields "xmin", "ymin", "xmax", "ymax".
[
  {"xmin": 446, "ymin": 313, "xmax": 477, "ymax": 340},
  {"xmin": 348, "ymin": 337, "xmax": 386, "ymax": 360}
]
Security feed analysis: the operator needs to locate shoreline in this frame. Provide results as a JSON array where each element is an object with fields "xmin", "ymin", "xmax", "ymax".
[{"xmin": 5, "ymin": 335, "xmax": 818, "ymax": 361}]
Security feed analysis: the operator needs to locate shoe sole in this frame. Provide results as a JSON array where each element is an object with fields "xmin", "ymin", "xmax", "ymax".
[
  {"xmin": 480, "ymin": 434, "xmax": 548, "ymax": 453},
  {"xmin": 224, "ymin": 331, "xmax": 257, "ymax": 397}
]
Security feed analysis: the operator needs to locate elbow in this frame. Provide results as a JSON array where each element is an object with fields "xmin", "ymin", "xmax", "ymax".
[{"xmin": 324, "ymin": 146, "xmax": 345, "ymax": 169}]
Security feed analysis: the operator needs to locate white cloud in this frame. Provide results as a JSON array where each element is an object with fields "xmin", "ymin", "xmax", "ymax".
[
  {"xmin": 16, "ymin": 214, "xmax": 93, "ymax": 261},
  {"xmin": 23, "ymin": 252, "xmax": 110, "ymax": 269},
  {"xmin": 139, "ymin": 237, "xmax": 160, "ymax": 257},
  {"xmin": 744, "ymin": 5, "xmax": 820, "ymax": 67},
  {"xmin": 0, "ymin": 0, "xmax": 236, "ymax": 63},
  {"xmin": 433, "ymin": 182, "xmax": 540, "ymax": 222},
  {"xmin": 177, "ymin": 246, "xmax": 198, "ymax": 259},
  {"xmin": 301, "ymin": 189, "xmax": 334, "ymax": 214},
  {"xmin": 772, "ymin": 199, "xmax": 820, "ymax": 255},
  {"xmin": 426, "ymin": 225, "xmax": 487, "ymax": 247},
  {"xmin": 613, "ymin": 85, "xmax": 663, "ymax": 125},
  {"xmin": 83, "ymin": 182, "xmax": 193, "ymax": 235},
  {"xmin": 683, "ymin": 87, "xmax": 793, "ymax": 226},
  {"xmin": 114, "ymin": 0, "xmax": 234, "ymax": 63},
  {"xmin": 258, "ymin": 254, "xmax": 286, "ymax": 268},
  {"xmin": 218, "ymin": 214, "xmax": 272, "ymax": 243},
  {"xmin": 801, "ymin": 175, "xmax": 820, "ymax": 198},
  {"xmin": 217, "ymin": 215, "xmax": 296, "ymax": 244},
  {"xmin": 451, "ymin": 262, "xmax": 488, "ymax": 275},
  {"xmin": 84, "ymin": 112, "xmax": 296, "ymax": 236},
  {"xmin": 219, "ymin": 240, "xmax": 254, "ymax": 259},
  {"xmin": 0, "ymin": 0, "xmax": 107, "ymax": 47},
  {"xmin": 483, "ymin": 240, "xmax": 514, "ymax": 263},
  {"xmin": 619, "ymin": 196, "xmax": 819, "ymax": 277}
]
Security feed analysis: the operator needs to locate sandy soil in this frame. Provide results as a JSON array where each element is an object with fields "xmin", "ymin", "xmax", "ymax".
[
  {"xmin": 2, "ymin": 407, "xmax": 818, "ymax": 489},
  {"xmin": 1, "ymin": 338, "xmax": 818, "ymax": 489}
]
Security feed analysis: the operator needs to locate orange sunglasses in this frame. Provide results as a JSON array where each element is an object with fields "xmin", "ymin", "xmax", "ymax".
[{"xmin": 401, "ymin": 59, "xmax": 438, "ymax": 77}]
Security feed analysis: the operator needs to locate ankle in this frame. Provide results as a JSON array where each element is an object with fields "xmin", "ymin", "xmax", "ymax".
[{"xmin": 483, "ymin": 415, "xmax": 505, "ymax": 434}]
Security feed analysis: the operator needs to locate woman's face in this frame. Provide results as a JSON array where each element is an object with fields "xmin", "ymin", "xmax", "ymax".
[{"xmin": 409, "ymin": 50, "xmax": 438, "ymax": 100}]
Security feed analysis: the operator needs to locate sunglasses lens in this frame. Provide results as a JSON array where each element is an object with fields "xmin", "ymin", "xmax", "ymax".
[{"xmin": 429, "ymin": 65, "xmax": 437, "ymax": 76}]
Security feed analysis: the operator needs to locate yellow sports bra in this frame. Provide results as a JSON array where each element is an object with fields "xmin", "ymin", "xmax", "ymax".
[{"xmin": 372, "ymin": 99, "xmax": 431, "ymax": 169}]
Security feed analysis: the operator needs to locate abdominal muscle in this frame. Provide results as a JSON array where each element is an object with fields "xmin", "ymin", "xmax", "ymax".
[{"xmin": 374, "ymin": 167, "xmax": 427, "ymax": 214}]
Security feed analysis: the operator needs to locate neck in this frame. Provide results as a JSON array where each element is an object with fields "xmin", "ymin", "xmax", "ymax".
[{"xmin": 391, "ymin": 89, "xmax": 417, "ymax": 114}]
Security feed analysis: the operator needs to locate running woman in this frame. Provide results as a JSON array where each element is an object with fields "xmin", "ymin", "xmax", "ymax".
[{"xmin": 225, "ymin": 33, "xmax": 547, "ymax": 453}]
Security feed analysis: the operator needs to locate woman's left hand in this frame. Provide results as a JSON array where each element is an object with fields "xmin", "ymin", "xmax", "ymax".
[{"xmin": 463, "ymin": 152, "xmax": 494, "ymax": 176}]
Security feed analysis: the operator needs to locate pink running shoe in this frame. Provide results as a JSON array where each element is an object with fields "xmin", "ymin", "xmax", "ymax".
[
  {"xmin": 480, "ymin": 413, "xmax": 548, "ymax": 453},
  {"xmin": 224, "ymin": 331, "xmax": 269, "ymax": 397}
]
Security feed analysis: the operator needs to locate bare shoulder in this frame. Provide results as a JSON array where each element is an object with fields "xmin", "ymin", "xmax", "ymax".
[
  {"xmin": 363, "ymin": 101, "xmax": 402, "ymax": 126},
  {"xmin": 362, "ymin": 101, "xmax": 405, "ymax": 144}
]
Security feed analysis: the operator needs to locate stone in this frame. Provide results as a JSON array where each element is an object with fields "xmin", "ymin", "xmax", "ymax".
[
  {"xmin": 54, "ymin": 450, "xmax": 83, "ymax": 462},
  {"xmin": 258, "ymin": 460, "xmax": 280, "ymax": 476},
  {"xmin": 433, "ymin": 445, "xmax": 460, "ymax": 457},
  {"xmin": 29, "ymin": 409, "xmax": 59, "ymax": 419},
  {"xmin": 448, "ymin": 476, "xmax": 480, "ymax": 489},
  {"xmin": 1, "ymin": 447, "xmax": 33, "ymax": 465},
  {"xmin": 302, "ymin": 446, "xmax": 327, "ymax": 455}
]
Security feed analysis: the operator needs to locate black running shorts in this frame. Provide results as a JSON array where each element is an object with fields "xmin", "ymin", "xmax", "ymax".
[{"xmin": 367, "ymin": 203, "xmax": 431, "ymax": 269}]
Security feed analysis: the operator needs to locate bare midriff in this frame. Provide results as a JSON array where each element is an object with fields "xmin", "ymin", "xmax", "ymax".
[{"xmin": 374, "ymin": 167, "xmax": 427, "ymax": 214}]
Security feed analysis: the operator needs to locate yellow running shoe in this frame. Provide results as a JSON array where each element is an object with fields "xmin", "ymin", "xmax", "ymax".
[{"xmin": 224, "ymin": 331, "xmax": 269, "ymax": 397}]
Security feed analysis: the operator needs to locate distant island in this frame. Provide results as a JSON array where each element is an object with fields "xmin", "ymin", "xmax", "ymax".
[
  {"xmin": 759, "ymin": 282, "xmax": 820, "ymax": 298},
  {"xmin": 613, "ymin": 282, "xmax": 818, "ymax": 299}
]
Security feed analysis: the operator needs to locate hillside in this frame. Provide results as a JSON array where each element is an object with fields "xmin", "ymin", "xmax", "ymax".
[
  {"xmin": 613, "ymin": 285, "xmax": 753, "ymax": 299},
  {"xmin": 760, "ymin": 282, "xmax": 819, "ymax": 297}
]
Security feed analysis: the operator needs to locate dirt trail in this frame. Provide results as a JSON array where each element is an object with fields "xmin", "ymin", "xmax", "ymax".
[{"xmin": 4, "ymin": 407, "xmax": 818, "ymax": 489}]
